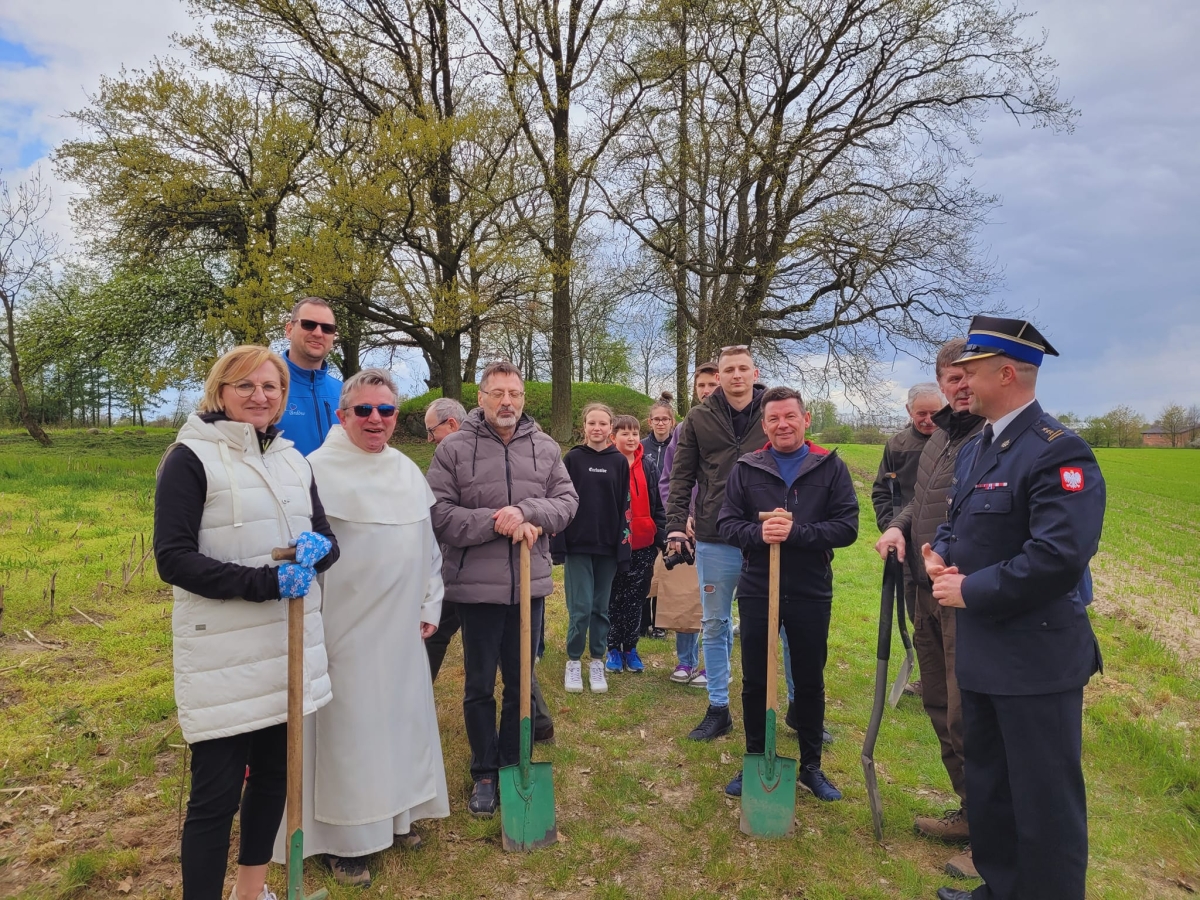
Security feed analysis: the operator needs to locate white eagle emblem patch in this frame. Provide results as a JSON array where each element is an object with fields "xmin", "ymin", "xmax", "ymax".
[{"xmin": 1060, "ymin": 467, "xmax": 1084, "ymax": 492}]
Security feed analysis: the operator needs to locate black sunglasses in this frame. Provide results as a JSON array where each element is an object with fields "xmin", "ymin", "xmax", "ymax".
[
  {"xmin": 295, "ymin": 318, "xmax": 338, "ymax": 335},
  {"xmin": 348, "ymin": 404, "xmax": 397, "ymax": 418}
]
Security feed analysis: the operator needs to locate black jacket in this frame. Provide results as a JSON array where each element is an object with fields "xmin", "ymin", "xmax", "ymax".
[
  {"xmin": 871, "ymin": 425, "xmax": 931, "ymax": 531},
  {"xmin": 640, "ymin": 433, "xmax": 671, "ymax": 488},
  {"xmin": 550, "ymin": 444, "xmax": 632, "ymax": 563},
  {"xmin": 667, "ymin": 386, "xmax": 767, "ymax": 544},
  {"xmin": 933, "ymin": 402, "xmax": 1104, "ymax": 695},
  {"xmin": 717, "ymin": 441, "xmax": 859, "ymax": 603}
]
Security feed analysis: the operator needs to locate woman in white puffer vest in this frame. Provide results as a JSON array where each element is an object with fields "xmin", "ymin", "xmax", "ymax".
[{"xmin": 154, "ymin": 345, "xmax": 340, "ymax": 900}]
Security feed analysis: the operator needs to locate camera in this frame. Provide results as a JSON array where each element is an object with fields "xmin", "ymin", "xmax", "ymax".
[{"xmin": 663, "ymin": 540, "xmax": 695, "ymax": 570}]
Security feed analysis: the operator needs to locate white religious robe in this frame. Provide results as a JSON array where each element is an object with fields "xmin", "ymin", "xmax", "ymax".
[{"xmin": 273, "ymin": 425, "xmax": 449, "ymax": 861}]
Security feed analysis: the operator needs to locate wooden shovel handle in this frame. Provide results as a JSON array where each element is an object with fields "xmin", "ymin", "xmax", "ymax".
[
  {"xmin": 757, "ymin": 509, "xmax": 791, "ymax": 715},
  {"xmin": 272, "ymin": 546, "xmax": 297, "ymax": 561},
  {"xmin": 519, "ymin": 527, "xmax": 544, "ymax": 723}
]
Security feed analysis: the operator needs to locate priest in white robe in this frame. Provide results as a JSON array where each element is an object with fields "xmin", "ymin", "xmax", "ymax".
[{"xmin": 273, "ymin": 367, "xmax": 449, "ymax": 888}]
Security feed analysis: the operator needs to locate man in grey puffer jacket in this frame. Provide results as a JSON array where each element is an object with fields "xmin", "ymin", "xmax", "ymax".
[{"xmin": 426, "ymin": 361, "xmax": 578, "ymax": 817}]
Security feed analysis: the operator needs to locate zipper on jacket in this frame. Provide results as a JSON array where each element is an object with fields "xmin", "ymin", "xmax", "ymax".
[{"xmin": 505, "ymin": 441, "xmax": 516, "ymax": 605}]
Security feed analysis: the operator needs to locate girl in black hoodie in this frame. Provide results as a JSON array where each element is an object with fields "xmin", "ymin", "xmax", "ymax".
[{"xmin": 551, "ymin": 403, "xmax": 631, "ymax": 694}]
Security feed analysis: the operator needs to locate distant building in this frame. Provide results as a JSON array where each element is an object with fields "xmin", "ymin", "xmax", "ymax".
[{"xmin": 1141, "ymin": 426, "xmax": 1194, "ymax": 448}]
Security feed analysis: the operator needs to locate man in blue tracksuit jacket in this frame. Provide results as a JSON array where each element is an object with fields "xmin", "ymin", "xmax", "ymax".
[
  {"xmin": 717, "ymin": 385, "xmax": 859, "ymax": 803},
  {"xmin": 279, "ymin": 297, "xmax": 342, "ymax": 456}
]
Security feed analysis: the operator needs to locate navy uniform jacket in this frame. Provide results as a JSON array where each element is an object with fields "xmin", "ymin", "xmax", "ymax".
[{"xmin": 932, "ymin": 401, "xmax": 1104, "ymax": 696}]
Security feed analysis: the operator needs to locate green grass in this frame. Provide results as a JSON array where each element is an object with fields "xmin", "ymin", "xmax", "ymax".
[{"xmin": 0, "ymin": 431, "xmax": 1197, "ymax": 898}]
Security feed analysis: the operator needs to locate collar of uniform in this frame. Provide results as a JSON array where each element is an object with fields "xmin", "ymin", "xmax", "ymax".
[{"xmin": 989, "ymin": 398, "xmax": 1037, "ymax": 443}]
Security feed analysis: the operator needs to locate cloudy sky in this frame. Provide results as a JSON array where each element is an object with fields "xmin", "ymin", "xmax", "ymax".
[{"xmin": 2, "ymin": 0, "xmax": 1198, "ymax": 418}]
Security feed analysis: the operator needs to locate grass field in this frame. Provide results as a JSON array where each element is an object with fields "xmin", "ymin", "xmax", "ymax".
[{"xmin": 0, "ymin": 430, "xmax": 1197, "ymax": 899}]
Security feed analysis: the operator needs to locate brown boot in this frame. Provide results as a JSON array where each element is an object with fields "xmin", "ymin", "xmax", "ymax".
[
  {"xmin": 945, "ymin": 846, "xmax": 979, "ymax": 879},
  {"xmin": 914, "ymin": 807, "xmax": 970, "ymax": 842}
]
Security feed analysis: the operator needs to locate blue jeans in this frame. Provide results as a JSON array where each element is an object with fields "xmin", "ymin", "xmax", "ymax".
[
  {"xmin": 695, "ymin": 541, "xmax": 742, "ymax": 707},
  {"xmin": 781, "ymin": 626, "xmax": 795, "ymax": 703},
  {"xmin": 676, "ymin": 630, "xmax": 699, "ymax": 668}
]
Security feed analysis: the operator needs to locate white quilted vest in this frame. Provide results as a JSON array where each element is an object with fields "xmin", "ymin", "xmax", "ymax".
[{"xmin": 163, "ymin": 415, "xmax": 332, "ymax": 744}]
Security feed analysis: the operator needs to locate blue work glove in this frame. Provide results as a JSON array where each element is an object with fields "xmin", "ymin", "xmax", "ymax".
[
  {"xmin": 276, "ymin": 563, "xmax": 316, "ymax": 598},
  {"xmin": 290, "ymin": 531, "xmax": 332, "ymax": 568}
]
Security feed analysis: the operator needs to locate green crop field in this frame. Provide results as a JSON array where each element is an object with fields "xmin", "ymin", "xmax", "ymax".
[{"xmin": 0, "ymin": 431, "xmax": 1196, "ymax": 899}]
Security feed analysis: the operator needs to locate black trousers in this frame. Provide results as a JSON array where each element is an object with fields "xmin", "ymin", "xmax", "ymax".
[
  {"xmin": 182, "ymin": 723, "xmax": 287, "ymax": 900},
  {"xmin": 740, "ymin": 596, "xmax": 831, "ymax": 769},
  {"xmin": 962, "ymin": 687, "xmax": 1088, "ymax": 900},
  {"xmin": 458, "ymin": 598, "xmax": 545, "ymax": 780},
  {"xmin": 609, "ymin": 546, "xmax": 657, "ymax": 651},
  {"xmin": 425, "ymin": 599, "xmax": 462, "ymax": 682}
]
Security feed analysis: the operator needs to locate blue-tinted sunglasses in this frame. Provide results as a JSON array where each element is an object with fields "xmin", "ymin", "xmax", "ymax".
[{"xmin": 348, "ymin": 404, "xmax": 397, "ymax": 418}]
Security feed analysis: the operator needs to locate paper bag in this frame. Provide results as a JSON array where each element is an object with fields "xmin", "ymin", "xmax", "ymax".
[{"xmin": 650, "ymin": 554, "xmax": 701, "ymax": 633}]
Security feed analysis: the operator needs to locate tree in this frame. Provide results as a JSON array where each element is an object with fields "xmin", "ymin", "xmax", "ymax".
[
  {"xmin": 608, "ymin": 0, "xmax": 1075, "ymax": 386},
  {"xmin": 1157, "ymin": 403, "xmax": 1190, "ymax": 448},
  {"xmin": 464, "ymin": 0, "xmax": 662, "ymax": 439},
  {"xmin": 0, "ymin": 169, "xmax": 57, "ymax": 445},
  {"xmin": 1102, "ymin": 405, "xmax": 1144, "ymax": 449},
  {"xmin": 807, "ymin": 399, "xmax": 839, "ymax": 436}
]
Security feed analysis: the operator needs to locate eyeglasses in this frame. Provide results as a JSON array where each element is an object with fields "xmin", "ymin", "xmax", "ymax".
[
  {"xmin": 649, "ymin": 416, "xmax": 673, "ymax": 424},
  {"xmin": 229, "ymin": 381, "xmax": 283, "ymax": 399},
  {"xmin": 426, "ymin": 417, "xmax": 450, "ymax": 437},
  {"xmin": 347, "ymin": 404, "xmax": 397, "ymax": 418},
  {"xmin": 483, "ymin": 389, "xmax": 525, "ymax": 401},
  {"xmin": 294, "ymin": 318, "xmax": 338, "ymax": 335}
]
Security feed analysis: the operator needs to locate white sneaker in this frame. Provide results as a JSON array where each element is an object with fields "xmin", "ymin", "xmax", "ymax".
[
  {"xmin": 229, "ymin": 889, "xmax": 277, "ymax": 900},
  {"xmin": 565, "ymin": 660, "xmax": 583, "ymax": 693},
  {"xmin": 733, "ymin": 618, "xmax": 740, "ymax": 635},
  {"xmin": 589, "ymin": 659, "xmax": 608, "ymax": 693},
  {"xmin": 688, "ymin": 668, "xmax": 708, "ymax": 688}
]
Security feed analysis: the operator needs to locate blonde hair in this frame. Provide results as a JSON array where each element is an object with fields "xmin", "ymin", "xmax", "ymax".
[
  {"xmin": 199, "ymin": 345, "xmax": 290, "ymax": 425},
  {"xmin": 580, "ymin": 402, "xmax": 614, "ymax": 427}
]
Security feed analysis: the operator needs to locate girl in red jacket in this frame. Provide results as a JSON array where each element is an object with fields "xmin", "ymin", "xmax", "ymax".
[{"xmin": 606, "ymin": 415, "xmax": 668, "ymax": 673}]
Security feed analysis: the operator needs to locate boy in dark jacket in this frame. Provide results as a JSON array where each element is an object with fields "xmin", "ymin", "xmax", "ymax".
[
  {"xmin": 717, "ymin": 386, "xmax": 859, "ymax": 802},
  {"xmin": 551, "ymin": 403, "xmax": 631, "ymax": 694}
]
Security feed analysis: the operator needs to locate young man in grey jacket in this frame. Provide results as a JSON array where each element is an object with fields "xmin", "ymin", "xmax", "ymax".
[{"xmin": 425, "ymin": 361, "xmax": 579, "ymax": 817}]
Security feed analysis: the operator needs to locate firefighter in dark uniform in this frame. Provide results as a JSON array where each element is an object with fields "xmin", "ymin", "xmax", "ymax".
[{"xmin": 927, "ymin": 316, "xmax": 1105, "ymax": 900}]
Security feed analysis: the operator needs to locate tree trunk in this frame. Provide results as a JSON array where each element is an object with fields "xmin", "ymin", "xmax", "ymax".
[
  {"xmin": 439, "ymin": 331, "xmax": 463, "ymax": 400},
  {"xmin": 338, "ymin": 308, "xmax": 363, "ymax": 378},
  {"xmin": 549, "ymin": 118, "xmax": 574, "ymax": 442},
  {"xmin": 1, "ymin": 300, "xmax": 50, "ymax": 446},
  {"xmin": 463, "ymin": 315, "xmax": 481, "ymax": 384},
  {"xmin": 674, "ymin": 3, "xmax": 690, "ymax": 414}
]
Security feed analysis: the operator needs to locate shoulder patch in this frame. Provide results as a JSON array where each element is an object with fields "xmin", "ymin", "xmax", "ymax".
[{"xmin": 1036, "ymin": 423, "xmax": 1066, "ymax": 442}]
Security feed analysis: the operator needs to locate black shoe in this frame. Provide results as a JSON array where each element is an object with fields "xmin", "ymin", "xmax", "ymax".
[
  {"xmin": 822, "ymin": 728, "xmax": 833, "ymax": 745},
  {"xmin": 534, "ymin": 722, "xmax": 555, "ymax": 744},
  {"xmin": 936, "ymin": 889, "xmax": 974, "ymax": 900},
  {"xmin": 799, "ymin": 765, "xmax": 842, "ymax": 801},
  {"xmin": 688, "ymin": 705, "xmax": 733, "ymax": 741},
  {"xmin": 725, "ymin": 770, "xmax": 743, "ymax": 797},
  {"xmin": 649, "ymin": 627, "xmax": 668, "ymax": 639},
  {"xmin": 468, "ymin": 777, "xmax": 498, "ymax": 817}
]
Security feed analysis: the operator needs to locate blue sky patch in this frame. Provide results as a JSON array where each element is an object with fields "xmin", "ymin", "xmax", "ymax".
[{"xmin": 0, "ymin": 36, "xmax": 43, "ymax": 67}]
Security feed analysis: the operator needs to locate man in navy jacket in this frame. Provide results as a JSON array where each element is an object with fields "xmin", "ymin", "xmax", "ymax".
[
  {"xmin": 717, "ymin": 386, "xmax": 859, "ymax": 802},
  {"xmin": 279, "ymin": 297, "xmax": 343, "ymax": 456},
  {"xmin": 927, "ymin": 317, "xmax": 1105, "ymax": 900}
]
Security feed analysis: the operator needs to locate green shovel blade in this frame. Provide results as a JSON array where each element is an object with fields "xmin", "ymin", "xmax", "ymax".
[
  {"xmin": 739, "ymin": 709, "xmax": 797, "ymax": 838},
  {"xmin": 499, "ymin": 717, "xmax": 558, "ymax": 852}
]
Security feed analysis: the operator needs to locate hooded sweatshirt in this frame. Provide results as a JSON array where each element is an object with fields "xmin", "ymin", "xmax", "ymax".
[
  {"xmin": 627, "ymin": 443, "xmax": 667, "ymax": 551},
  {"xmin": 550, "ymin": 443, "xmax": 632, "ymax": 563}
]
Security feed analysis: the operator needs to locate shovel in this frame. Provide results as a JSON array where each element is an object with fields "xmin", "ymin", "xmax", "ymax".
[
  {"xmin": 271, "ymin": 546, "xmax": 328, "ymax": 900},
  {"xmin": 499, "ymin": 530, "xmax": 558, "ymax": 851},
  {"xmin": 863, "ymin": 548, "xmax": 903, "ymax": 842},
  {"xmin": 887, "ymin": 585, "xmax": 915, "ymax": 708},
  {"xmin": 740, "ymin": 510, "xmax": 798, "ymax": 838}
]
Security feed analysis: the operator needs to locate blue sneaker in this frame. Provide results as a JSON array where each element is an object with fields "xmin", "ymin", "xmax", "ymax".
[
  {"xmin": 799, "ymin": 765, "xmax": 842, "ymax": 801},
  {"xmin": 725, "ymin": 770, "xmax": 743, "ymax": 797},
  {"xmin": 623, "ymin": 648, "xmax": 644, "ymax": 673},
  {"xmin": 605, "ymin": 649, "xmax": 624, "ymax": 673}
]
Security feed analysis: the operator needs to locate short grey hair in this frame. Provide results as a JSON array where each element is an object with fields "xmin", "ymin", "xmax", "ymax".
[
  {"xmin": 907, "ymin": 382, "xmax": 942, "ymax": 407},
  {"xmin": 427, "ymin": 396, "xmax": 467, "ymax": 424},
  {"xmin": 340, "ymin": 367, "xmax": 398, "ymax": 408}
]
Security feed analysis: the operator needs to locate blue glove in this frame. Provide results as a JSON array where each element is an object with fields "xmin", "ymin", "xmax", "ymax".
[
  {"xmin": 276, "ymin": 563, "xmax": 316, "ymax": 598},
  {"xmin": 290, "ymin": 531, "xmax": 332, "ymax": 567}
]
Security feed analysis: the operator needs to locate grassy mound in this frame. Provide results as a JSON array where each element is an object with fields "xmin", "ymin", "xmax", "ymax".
[{"xmin": 398, "ymin": 382, "xmax": 657, "ymax": 439}]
